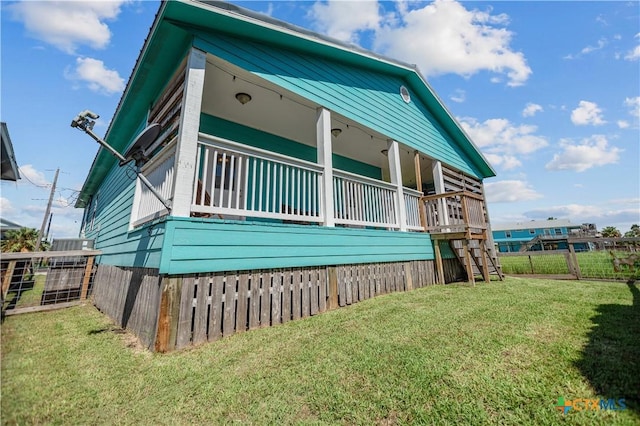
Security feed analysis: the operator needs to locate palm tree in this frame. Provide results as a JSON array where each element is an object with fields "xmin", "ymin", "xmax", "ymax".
[
  {"xmin": 0, "ymin": 227, "xmax": 48, "ymax": 252},
  {"xmin": 600, "ymin": 226, "xmax": 621, "ymax": 238},
  {"xmin": 624, "ymin": 224, "xmax": 640, "ymax": 238}
]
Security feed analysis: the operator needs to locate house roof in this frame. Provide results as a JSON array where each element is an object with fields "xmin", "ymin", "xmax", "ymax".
[
  {"xmin": 492, "ymin": 219, "xmax": 578, "ymax": 232},
  {"xmin": 0, "ymin": 217, "xmax": 24, "ymax": 232},
  {"xmin": 76, "ymin": 0, "xmax": 495, "ymax": 208},
  {"xmin": 1, "ymin": 122, "xmax": 20, "ymax": 182}
]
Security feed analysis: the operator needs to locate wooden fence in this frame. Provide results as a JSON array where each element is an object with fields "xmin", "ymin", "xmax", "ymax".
[
  {"xmin": 150, "ymin": 259, "xmax": 458, "ymax": 352},
  {"xmin": 92, "ymin": 265, "xmax": 162, "ymax": 350}
]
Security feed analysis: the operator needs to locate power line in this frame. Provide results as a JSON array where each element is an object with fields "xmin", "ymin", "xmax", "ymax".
[{"xmin": 20, "ymin": 171, "xmax": 51, "ymax": 189}]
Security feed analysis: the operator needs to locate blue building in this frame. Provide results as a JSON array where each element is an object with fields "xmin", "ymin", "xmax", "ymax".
[
  {"xmin": 492, "ymin": 220, "xmax": 596, "ymax": 252},
  {"xmin": 75, "ymin": 0, "xmax": 498, "ymax": 351}
]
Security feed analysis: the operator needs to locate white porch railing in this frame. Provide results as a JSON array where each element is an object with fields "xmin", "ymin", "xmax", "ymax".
[
  {"xmin": 192, "ymin": 135, "xmax": 324, "ymax": 223},
  {"xmin": 333, "ymin": 170, "xmax": 398, "ymax": 228},
  {"xmin": 130, "ymin": 142, "xmax": 176, "ymax": 228},
  {"xmin": 403, "ymin": 189, "xmax": 423, "ymax": 231},
  {"xmin": 189, "ymin": 135, "xmax": 427, "ymax": 231}
]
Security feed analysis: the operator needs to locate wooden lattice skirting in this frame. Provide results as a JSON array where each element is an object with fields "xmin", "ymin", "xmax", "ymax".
[{"xmin": 92, "ymin": 259, "xmax": 464, "ymax": 352}]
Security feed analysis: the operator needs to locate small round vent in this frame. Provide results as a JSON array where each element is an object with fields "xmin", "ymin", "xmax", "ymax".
[{"xmin": 400, "ymin": 85, "xmax": 411, "ymax": 103}]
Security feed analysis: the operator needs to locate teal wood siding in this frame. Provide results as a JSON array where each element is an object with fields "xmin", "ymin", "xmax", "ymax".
[
  {"xmin": 200, "ymin": 113, "xmax": 381, "ymax": 179},
  {"xmin": 160, "ymin": 217, "xmax": 433, "ymax": 275},
  {"xmin": 84, "ymin": 156, "xmax": 166, "ymax": 269},
  {"xmin": 193, "ymin": 32, "xmax": 482, "ymax": 178}
]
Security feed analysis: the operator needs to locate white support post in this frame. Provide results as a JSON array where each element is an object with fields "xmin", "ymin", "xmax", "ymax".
[
  {"xmin": 387, "ymin": 140, "xmax": 407, "ymax": 231},
  {"xmin": 171, "ymin": 48, "xmax": 206, "ymax": 217},
  {"xmin": 432, "ymin": 160, "xmax": 449, "ymax": 226},
  {"xmin": 317, "ymin": 108, "xmax": 334, "ymax": 226}
]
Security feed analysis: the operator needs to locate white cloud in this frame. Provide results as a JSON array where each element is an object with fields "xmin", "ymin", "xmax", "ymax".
[
  {"xmin": 522, "ymin": 103, "xmax": 543, "ymax": 117},
  {"xmin": 310, "ymin": 0, "xmax": 531, "ymax": 86},
  {"xmin": 484, "ymin": 180, "xmax": 543, "ymax": 203},
  {"xmin": 581, "ymin": 38, "xmax": 607, "ymax": 55},
  {"xmin": 0, "ymin": 197, "xmax": 17, "ymax": 216},
  {"xmin": 624, "ymin": 96, "xmax": 640, "ymax": 119},
  {"xmin": 450, "ymin": 89, "xmax": 466, "ymax": 103},
  {"xmin": 483, "ymin": 153, "xmax": 521, "ymax": 170},
  {"xmin": 523, "ymin": 202, "xmax": 640, "ymax": 230},
  {"xmin": 624, "ymin": 45, "xmax": 640, "ymax": 61},
  {"xmin": 8, "ymin": 1, "xmax": 129, "ymax": 54},
  {"xmin": 545, "ymin": 135, "xmax": 621, "ymax": 172},
  {"xmin": 66, "ymin": 57, "xmax": 125, "ymax": 95},
  {"xmin": 624, "ymin": 34, "xmax": 640, "ymax": 61},
  {"xmin": 618, "ymin": 120, "xmax": 630, "ymax": 129},
  {"xmin": 309, "ymin": 1, "xmax": 380, "ymax": 44},
  {"xmin": 565, "ymin": 38, "xmax": 608, "ymax": 60},
  {"xmin": 18, "ymin": 164, "xmax": 51, "ymax": 187},
  {"xmin": 570, "ymin": 101, "xmax": 606, "ymax": 126},
  {"xmin": 459, "ymin": 117, "xmax": 547, "ymax": 170},
  {"xmin": 375, "ymin": 0, "xmax": 531, "ymax": 86}
]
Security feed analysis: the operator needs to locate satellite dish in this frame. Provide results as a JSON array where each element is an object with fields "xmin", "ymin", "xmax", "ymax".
[{"xmin": 120, "ymin": 123, "xmax": 161, "ymax": 167}]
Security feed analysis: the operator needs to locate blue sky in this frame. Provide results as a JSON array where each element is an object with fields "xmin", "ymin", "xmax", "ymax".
[{"xmin": 1, "ymin": 0, "xmax": 638, "ymax": 239}]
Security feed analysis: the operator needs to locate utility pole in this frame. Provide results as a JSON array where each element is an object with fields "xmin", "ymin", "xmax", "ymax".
[{"xmin": 35, "ymin": 168, "xmax": 59, "ymax": 252}]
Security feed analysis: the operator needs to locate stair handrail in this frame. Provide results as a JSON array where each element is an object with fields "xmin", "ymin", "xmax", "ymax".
[{"xmin": 420, "ymin": 191, "xmax": 487, "ymax": 233}]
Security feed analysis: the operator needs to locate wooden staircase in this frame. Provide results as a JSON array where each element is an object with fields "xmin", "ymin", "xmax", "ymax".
[
  {"xmin": 448, "ymin": 238, "xmax": 503, "ymax": 284},
  {"xmin": 421, "ymin": 190, "xmax": 504, "ymax": 285}
]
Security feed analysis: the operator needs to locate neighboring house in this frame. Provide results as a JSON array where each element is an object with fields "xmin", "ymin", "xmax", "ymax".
[
  {"xmin": 0, "ymin": 218, "xmax": 24, "ymax": 240},
  {"xmin": 1, "ymin": 122, "xmax": 20, "ymax": 182},
  {"xmin": 492, "ymin": 220, "xmax": 597, "ymax": 252},
  {"xmin": 76, "ymin": 0, "xmax": 498, "ymax": 351}
]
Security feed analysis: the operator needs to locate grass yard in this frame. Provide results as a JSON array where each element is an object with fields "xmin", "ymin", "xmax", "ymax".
[
  {"xmin": 2, "ymin": 277, "xmax": 638, "ymax": 425},
  {"xmin": 1, "ymin": 273, "xmax": 46, "ymax": 311}
]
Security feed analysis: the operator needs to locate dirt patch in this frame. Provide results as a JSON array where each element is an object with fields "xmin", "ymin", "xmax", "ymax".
[{"xmin": 89, "ymin": 325, "xmax": 150, "ymax": 356}]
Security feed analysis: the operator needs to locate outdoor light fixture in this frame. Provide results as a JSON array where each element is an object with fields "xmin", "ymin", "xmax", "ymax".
[
  {"xmin": 235, "ymin": 92, "xmax": 252, "ymax": 105},
  {"xmin": 381, "ymin": 149, "xmax": 389, "ymax": 156},
  {"xmin": 331, "ymin": 128, "xmax": 342, "ymax": 137}
]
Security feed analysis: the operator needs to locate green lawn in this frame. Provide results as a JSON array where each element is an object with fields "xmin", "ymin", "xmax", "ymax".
[
  {"xmin": 2, "ymin": 277, "xmax": 638, "ymax": 425},
  {"xmin": 2, "ymin": 273, "xmax": 45, "ymax": 311}
]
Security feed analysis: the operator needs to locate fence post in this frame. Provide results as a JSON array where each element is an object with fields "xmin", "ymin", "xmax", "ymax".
[
  {"xmin": 155, "ymin": 276, "xmax": 182, "ymax": 353},
  {"xmin": 327, "ymin": 266, "xmax": 338, "ymax": 310},
  {"xmin": 568, "ymin": 244, "xmax": 582, "ymax": 280},
  {"xmin": 80, "ymin": 256, "xmax": 95, "ymax": 300},
  {"xmin": 404, "ymin": 262, "xmax": 414, "ymax": 291},
  {"xmin": 2, "ymin": 260, "xmax": 16, "ymax": 302},
  {"xmin": 528, "ymin": 255, "xmax": 534, "ymax": 274}
]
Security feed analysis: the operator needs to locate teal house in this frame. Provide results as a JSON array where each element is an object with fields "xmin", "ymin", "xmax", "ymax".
[
  {"xmin": 76, "ymin": 0, "xmax": 498, "ymax": 351},
  {"xmin": 492, "ymin": 220, "xmax": 595, "ymax": 252}
]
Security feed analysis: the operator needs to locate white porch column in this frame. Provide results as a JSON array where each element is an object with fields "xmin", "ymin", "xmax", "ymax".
[
  {"xmin": 171, "ymin": 48, "xmax": 206, "ymax": 217},
  {"xmin": 432, "ymin": 160, "xmax": 449, "ymax": 226},
  {"xmin": 387, "ymin": 139, "xmax": 407, "ymax": 231},
  {"xmin": 316, "ymin": 108, "xmax": 335, "ymax": 227}
]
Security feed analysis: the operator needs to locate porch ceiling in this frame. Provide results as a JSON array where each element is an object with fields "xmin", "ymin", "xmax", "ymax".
[{"xmin": 201, "ymin": 56, "xmax": 434, "ymax": 189}]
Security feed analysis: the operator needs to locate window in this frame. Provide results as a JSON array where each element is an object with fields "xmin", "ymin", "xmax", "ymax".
[
  {"xmin": 554, "ymin": 228, "xmax": 562, "ymax": 235},
  {"xmin": 88, "ymin": 193, "xmax": 98, "ymax": 232},
  {"xmin": 505, "ymin": 231, "xmax": 512, "ymax": 238},
  {"xmin": 400, "ymin": 85, "xmax": 411, "ymax": 103},
  {"xmin": 529, "ymin": 229, "xmax": 536, "ymax": 235}
]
